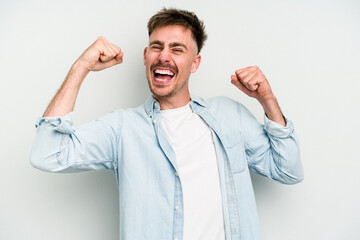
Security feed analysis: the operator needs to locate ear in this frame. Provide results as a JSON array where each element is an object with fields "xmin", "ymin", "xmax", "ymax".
[
  {"xmin": 190, "ymin": 54, "xmax": 201, "ymax": 73},
  {"xmin": 143, "ymin": 47, "xmax": 148, "ymax": 65}
]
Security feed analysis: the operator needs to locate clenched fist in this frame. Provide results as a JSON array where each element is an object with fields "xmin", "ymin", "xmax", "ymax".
[
  {"xmin": 231, "ymin": 66, "xmax": 286, "ymax": 126},
  {"xmin": 76, "ymin": 36, "xmax": 124, "ymax": 72},
  {"xmin": 231, "ymin": 66, "xmax": 275, "ymax": 103}
]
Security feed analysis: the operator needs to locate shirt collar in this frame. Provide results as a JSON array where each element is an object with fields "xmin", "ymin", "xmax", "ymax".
[
  {"xmin": 144, "ymin": 95, "xmax": 208, "ymax": 117},
  {"xmin": 190, "ymin": 95, "xmax": 208, "ymax": 108}
]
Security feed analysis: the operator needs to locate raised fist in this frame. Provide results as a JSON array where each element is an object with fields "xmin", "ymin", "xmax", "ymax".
[
  {"xmin": 231, "ymin": 66, "xmax": 274, "ymax": 103},
  {"xmin": 76, "ymin": 36, "xmax": 124, "ymax": 72}
]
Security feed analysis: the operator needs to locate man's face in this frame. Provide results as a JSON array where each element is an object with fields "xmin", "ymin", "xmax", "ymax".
[{"xmin": 144, "ymin": 25, "xmax": 201, "ymax": 103}]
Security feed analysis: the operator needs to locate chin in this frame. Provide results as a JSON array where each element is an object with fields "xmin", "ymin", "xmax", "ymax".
[{"xmin": 150, "ymin": 87, "xmax": 174, "ymax": 99}]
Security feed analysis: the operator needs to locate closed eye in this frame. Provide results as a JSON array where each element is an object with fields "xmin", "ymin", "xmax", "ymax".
[
  {"xmin": 151, "ymin": 45, "xmax": 162, "ymax": 50},
  {"xmin": 172, "ymin": 48, "xmax": 184, "ymax": 53},
  {"xmin": 150, "ymin": 43, "xmax": 163, "ymax": 51}
]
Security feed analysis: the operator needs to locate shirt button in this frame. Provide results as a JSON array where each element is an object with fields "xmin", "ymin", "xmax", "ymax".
[
  {"xmin": 154, "ymin": 102, "xmax": 157, "ymax": 107},
  {"xmin": 174, "ymin": 205, "xmax": 180, "ymax": 211},
  {"xmin": 153, "ymin": 119, "xmax": 157, "ymax": 124},
  {"xmin": 175, "ymin": 172, "xmax": 179, "ymax": 176},
  {"xmin": 44, "ymin": 119, "xmax": 49, "ymax": 123}
]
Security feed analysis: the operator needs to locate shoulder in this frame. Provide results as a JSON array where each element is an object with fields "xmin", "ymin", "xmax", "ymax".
[
  {"xmin": 95, "ymin": 105, "xmax": 143, "ymax": 127},
  {"xmin": 197, "ymin": 95, "xmax": 245, "ymax": 113},
  {"xmin": 119, "ymin": 104, "xmax": 153, "ymax": 126},
  {"xmin": 195, "ymin": 95, "xmax": 257, "ymax": 126},
  {"xmin": 208, "ymin": 95, "xmax": 238, "ymax": 106}
]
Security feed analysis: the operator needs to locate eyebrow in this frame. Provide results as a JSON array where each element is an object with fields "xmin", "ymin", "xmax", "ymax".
[
  {"xmin": 149, "ymin": 41, "xmax": 188, "ymax": 51},
  {"xmin": 169, "ymin": 42, "xmax": 187, "ymax": 50},
  {"xmin": 149, "ymin": 40, "xmax": 163, "ymax": 46}
]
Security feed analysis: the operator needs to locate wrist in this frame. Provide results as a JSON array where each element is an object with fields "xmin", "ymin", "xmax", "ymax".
[
  {"xmin": 259, "ymin": 95, "xmax": 277, "ymax": 108},
  {"xmin": 258, "ymin": 93, "xmax": 278, "ymax": 110},
  {"xmin": 72, "ymin": 59, "xmax": 91, "ymax": 75},
  {"xmin": 67, "ymin": 61, "xmax": 90, "ymax": 87},
  {"xmin": 259, "ymin": 97, "xmax": 286, "ymax": 127}
]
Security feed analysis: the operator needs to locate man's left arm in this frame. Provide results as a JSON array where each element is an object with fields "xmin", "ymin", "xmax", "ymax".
[
  {"xmin": 231, "ymin": 66, "xmax": 304, "ymax": 184},
  {"xmin": 231, "ymin": 66, "xmax": 285, "ymax": 126}
]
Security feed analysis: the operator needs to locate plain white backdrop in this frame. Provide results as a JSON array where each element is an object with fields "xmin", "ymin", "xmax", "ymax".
[{"xmin": 1, "ymin": 0, "xmax": 359, "ymax": 239}]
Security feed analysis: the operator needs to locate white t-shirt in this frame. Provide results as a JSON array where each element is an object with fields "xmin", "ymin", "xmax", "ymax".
[{"xmin": 161, "ymin": 103, "xmax": 225, "ymax": 240}]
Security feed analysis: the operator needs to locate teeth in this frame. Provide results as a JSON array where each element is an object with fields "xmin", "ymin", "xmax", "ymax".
[
  {"xmin": 155, "ymin": 77, "xmax": 167, "ymax": 82},
  {"xmin": 154, "ymin": 69, "xmax": 174, "ymax": 76}
]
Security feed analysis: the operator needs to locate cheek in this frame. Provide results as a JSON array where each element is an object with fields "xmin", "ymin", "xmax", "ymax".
[{"xmin": 177, "ymin": 58, "xmax": 193, "ymax": 71}]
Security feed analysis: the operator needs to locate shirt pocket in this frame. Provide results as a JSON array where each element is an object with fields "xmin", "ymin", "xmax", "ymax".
[{"xmin": 223, "ymin": 135, "xmax": 247, "ymax": 174}]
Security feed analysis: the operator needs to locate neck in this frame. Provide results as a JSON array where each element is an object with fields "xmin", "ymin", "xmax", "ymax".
[{"xmin": 153, "ymin": 94, "xmax": 191, "ymax": 110}]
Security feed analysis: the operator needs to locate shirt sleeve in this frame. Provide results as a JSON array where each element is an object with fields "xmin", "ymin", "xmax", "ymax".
[
  {"xmin": 30, "ymin": 111, "xmax": 122, "ymax": 173},
  {"xmin": 239, "ymin": 104, "xmax": 304, "ymax": 184}
]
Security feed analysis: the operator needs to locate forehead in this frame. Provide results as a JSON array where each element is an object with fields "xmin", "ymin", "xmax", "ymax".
[{"xmin": 149, "ymin": 25, "xmax": 197, "ymax": 48}]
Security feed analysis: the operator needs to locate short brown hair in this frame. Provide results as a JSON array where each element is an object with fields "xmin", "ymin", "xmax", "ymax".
[{"xmin": 147, "ymin": 8, "xmax": 208, "ymax": 53}]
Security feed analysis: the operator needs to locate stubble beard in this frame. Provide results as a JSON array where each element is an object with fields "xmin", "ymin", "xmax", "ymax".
[{"xmin": 146, "ymin": 74, "xmax": 190, "ymax": 101}]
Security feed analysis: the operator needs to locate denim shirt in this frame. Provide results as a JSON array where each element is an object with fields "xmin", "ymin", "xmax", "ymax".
[{"xmin": 30, "ymin": 96, "xmax": 303, "ymax": 240}]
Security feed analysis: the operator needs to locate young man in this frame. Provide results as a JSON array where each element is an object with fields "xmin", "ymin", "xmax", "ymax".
[{"xmin": 31, "ymin": 8, "xmax": 303, "ymax": 240}]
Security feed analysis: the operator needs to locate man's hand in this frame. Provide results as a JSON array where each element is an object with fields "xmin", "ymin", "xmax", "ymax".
[
  {"xmin": 230, "ymin": 66, "xmax": 274, "ymax": 103},
  {"xmin": 231, "ymin": 66, "xmax": 286, "ymax": 126},
  {"xmin": 76, "ymin": 36, "xmax": 124, "ymax": 72}
]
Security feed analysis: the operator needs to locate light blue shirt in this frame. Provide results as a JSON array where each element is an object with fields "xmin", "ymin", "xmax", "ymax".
[{"xmin": 30, "ymin": 96, "xmax": 303, "ymax": 240}]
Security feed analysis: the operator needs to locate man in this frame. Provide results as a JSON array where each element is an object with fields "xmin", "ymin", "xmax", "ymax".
[{"xmin": 31, "ymin": 8, "xmax": 303, "ymax": 240}]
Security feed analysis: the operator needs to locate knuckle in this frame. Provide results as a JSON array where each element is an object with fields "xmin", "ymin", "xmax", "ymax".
[
  {"xmin": 97, "ymin": 36, "xmax": 108, "ymax": 45},
  {"xmin": 238, "ymin": 72, "xmax": 247, "ymax": 79},
  {"xmin": 248, "ymin": 65, "xmax": 257, "ymax": 72}
]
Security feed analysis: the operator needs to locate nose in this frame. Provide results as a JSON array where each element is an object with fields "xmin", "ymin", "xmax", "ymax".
[{"xmin": 158, "ymin": 48, "xmax": 171, "ymax": 63}]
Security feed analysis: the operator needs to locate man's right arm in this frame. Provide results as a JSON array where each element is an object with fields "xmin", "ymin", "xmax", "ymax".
[
  {"xmin": 31, "ymin": 37, "xmax": 124, "ymax": 173},
  {"xmin": 43, "ymin": 36, "xmax": 123, "ymax": 117}
]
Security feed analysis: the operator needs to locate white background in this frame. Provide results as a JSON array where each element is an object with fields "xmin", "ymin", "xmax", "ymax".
[{"xmin": 1, "ymin": 0, "xmax": 359, "ymax": 239}]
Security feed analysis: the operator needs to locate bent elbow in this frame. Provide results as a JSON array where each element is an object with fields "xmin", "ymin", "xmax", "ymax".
[
  {"xmin": 30, "ymin": 142, "xmax": 67, "ymax": 173},
  {"xmin": 287, "ymin": 173, "xmax": 304, "ymax": 185},
  {"xmin": 30, "ymin": 150, "xmax": 54, "ymax": 172},
  {"xmin": 278, "ymin": 168, "xmax": 304, "ymax": 185}
]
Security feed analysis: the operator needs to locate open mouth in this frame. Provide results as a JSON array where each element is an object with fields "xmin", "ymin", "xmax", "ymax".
[{"xmin": 153, "ymin": 68, "xmax": 175, "ymax": 83}]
